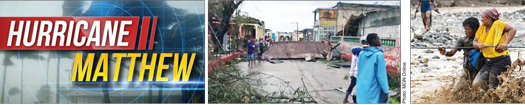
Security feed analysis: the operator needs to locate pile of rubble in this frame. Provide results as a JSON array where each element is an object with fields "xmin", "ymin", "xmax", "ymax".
[
  {"xmin": 437, "ymin": 10, "xmax": 525, "ymax": 21},
  {"xmin": 414, "ymin": 9, "xmax": 525, "ymax": 21},
  {"xmin": 411, "ymin": 9, "xmax": 525, "ymax": 48},
  {"xmin": 411, "ymin": 28, "xmax": 458, "ymax": 48},
  {"xmin": 501, "ymin": 9, "xmax": 525, "ymax": 21}
]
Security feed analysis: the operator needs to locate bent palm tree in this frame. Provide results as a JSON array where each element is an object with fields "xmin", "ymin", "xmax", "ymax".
[
  {"xmin": 1, "ymin": 51, "xmax": 46, "ymax": 103},
  {"xmin": 17, "ymin": 51, "xmax": 45, "ymax": 103},
  {"xmin": 1, "ymin": 51, "xmax": 17, "ymax": 103},
  {"xmin": 47, "ymin": 51, "xmax": 75, "ymax": 103}
]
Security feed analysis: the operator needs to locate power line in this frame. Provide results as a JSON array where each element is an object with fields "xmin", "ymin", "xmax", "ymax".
[{"xmin": 251, "ymin": 1, "xmax": 260, "ymax": 12}]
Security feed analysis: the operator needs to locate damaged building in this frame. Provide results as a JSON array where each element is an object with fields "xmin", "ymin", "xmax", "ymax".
[
  {"xmin": 264, "ymin": 2, "xmax": 400, "ymax": 67},
  {"xmin": 313, "ymin": 2, "xmax": 399, "ymax": 41}
]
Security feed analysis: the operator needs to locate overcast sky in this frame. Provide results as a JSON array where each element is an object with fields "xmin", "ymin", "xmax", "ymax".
[{"xmin": 238, "ymin": 1, "xmax": 400, "ymax": 32}]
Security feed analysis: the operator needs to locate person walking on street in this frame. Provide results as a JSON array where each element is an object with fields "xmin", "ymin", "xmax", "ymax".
[
  {"xmin": 247, "ymin": 39, "xmax": 257, "ymax": 67},
  {"xmin": 472, "ymin": 8, "xmax": 517, "ymax": 89},
  {"xmin": 417, "ymin": 0, "xmax": 438, "ymax": 31},
  {"xmin": 257, "ymin": 38, "xmax": 267, "ymax": 62},
  {"xmin": 356, "ymin": 33, "xmax": 389, "ymax": 103},
  {"xmin": 343, "ymin": 40, "xmax": 368, "ymax": 104}
]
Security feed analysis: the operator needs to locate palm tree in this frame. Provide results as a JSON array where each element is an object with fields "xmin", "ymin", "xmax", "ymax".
[
  {"xmin": 47, "ymin": 51, "xmax": 75, "ymax": 103},
  {"xmin": 61, "ymin": 1, "xmax": 82, "ymax": 16},
  {"xmin": 61, "ymin": 1, "xmax": 83, "ymax": 103},
  {"xmin": 17, "ymin": 51, "xmax": 45, "ymax": 103},
  {"xmin": 1, "ymin": 51, "xmax": 17, "ymax": 103},
  {"xmin": 45, "ymin": 52, "xmax": 51, "ymax": 103},
  {"xmin": 1, "ymin": 51, "xmax": 45, "ymax": 104}
]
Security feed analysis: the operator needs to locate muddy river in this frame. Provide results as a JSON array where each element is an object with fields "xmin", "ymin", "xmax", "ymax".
[{"xmin": 411, "ymin": 6, "xmax": 525, "ymax": 103}]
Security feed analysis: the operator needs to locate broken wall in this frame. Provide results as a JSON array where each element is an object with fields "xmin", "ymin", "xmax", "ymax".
[
  {"xmin": 360, "ymin": 8, "xmax": 401, "ymax": 38},
  {"xmin": 336, "ymin": 4, "xmax": 395, "ymax": 33}
]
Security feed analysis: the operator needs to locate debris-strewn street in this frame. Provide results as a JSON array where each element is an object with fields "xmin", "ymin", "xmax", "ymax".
[
  {"xmin": 411, "ymin": 6, "xmax": 525, "ymax": 103},
  {"xmin": 237, "ymin": 61, "xmax": 351, "ymax": 104},
  {"xmin": 209, "ymin": 1, "xmax": 401, "ymax": 103}
]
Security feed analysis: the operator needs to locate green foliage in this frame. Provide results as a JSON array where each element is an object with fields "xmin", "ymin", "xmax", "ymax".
[
  {"xmin": 208, "ymin": 62, "xmax": 316, "ymax": 103},
  {"xmin": 388, "ymin": 72, "xmax": 401, "ymax": 104},
  {"xmin": 208, "ymin": 65, "xmax": 275, "ymax": 103},
  {"xmin": 389, "ymin": 97, "xmax": 400, "ymax": 104},
  {"xmin": 388, "ymin": 72, "xmax": 401, "ymax": 90}
]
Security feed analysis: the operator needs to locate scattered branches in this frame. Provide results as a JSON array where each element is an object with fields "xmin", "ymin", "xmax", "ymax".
[{"xmin": 208, "ymin": 63, "xmax": 316, "ymax": 103}]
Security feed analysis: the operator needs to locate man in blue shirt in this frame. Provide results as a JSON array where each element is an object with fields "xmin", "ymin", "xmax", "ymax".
[
  {"xmin": 247, "ymin": 39, "xmax": 257, "ymax": 67},
  {"xmin": 417, "ymin": 0, "xmax": 438, "ymax": 31},
  {"xmin": 356, "ymin": 33, "xmax": 389, "ymax": 103}
]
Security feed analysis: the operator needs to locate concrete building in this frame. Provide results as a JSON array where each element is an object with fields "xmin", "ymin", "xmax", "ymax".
[
  {"xmin": 302, "ymin": 29, "xmax": 314, "ymax": 41},
  {"xmin": 239, "ymin": 23, "xmax": 265, "ymax": 40},
  {"xmin": 333, "ymin": 2, "xmax": 399, "ymax": 35},
  {"xmin": 330, "ymin": 6, "xmax": 400, "ymax": 48},
  {"xmin": 312, "ymin": 2, "xmax": 399, "ymax": 42},
  {"xmin": 313, "ymin": 8, "xmax": 337, "ymax": 42},
  {"xmin": 358, "ymin": 8, "xmax": 400, "ymax": 39},
  {"xmin": 293, "ymin": 30, "xmax": 304, "ymax": 41},
  {"xmin": 265, "ymin": 29, "xmax": 272, "ymax": 40},
  {"xmin": 331, "ymin": 7, "xmax": 400, "ymax": 43},
  {"xmin": 276, "ymin": 31, "xmax": 292, "ymax": 42}
]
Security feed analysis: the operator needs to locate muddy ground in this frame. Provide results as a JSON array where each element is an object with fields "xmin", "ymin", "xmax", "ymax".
[
  {"xmin": 411, "ymin": 6, "xmax": 525, "ymax": 103},
  {"xmin": 410, "ymin": 49, "xmax": 525, "ymax": 103},
  {"xmin": 236, "ymin": 60, "xmax": 353, "ymax": 104}
]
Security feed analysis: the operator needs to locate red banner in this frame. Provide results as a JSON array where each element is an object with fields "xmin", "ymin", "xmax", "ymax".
[{"xmin": 0, "ymin": 17, "xmax": 144, "ymax": 50}]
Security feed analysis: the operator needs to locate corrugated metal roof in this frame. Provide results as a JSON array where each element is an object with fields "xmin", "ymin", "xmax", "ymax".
[{"xmin": 262, "ymin": 42, "xmax": 329, "ymax": 59}]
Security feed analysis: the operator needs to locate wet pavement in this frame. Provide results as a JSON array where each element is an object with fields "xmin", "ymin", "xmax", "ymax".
[{"xmin": 236, "ymin": 60, "xmax": 352, "ymax": 104}]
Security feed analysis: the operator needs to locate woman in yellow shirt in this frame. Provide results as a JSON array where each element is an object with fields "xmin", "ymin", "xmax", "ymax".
[{"xmin": 472, "ymin": 8, "xmax": 517, "ymax": 89}]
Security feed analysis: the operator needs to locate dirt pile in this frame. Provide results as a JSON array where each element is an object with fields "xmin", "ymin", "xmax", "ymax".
[
  {"xmin": 411, "ymin": 28, "xmax": 457, "ymax": 48},
  {"xmin": 417, "ymin": 53, "xmax": 525, "ymax": 103}
]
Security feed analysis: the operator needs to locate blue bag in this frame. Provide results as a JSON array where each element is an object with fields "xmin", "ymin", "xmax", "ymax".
[{"xmin": 468, "ymin": 49, "xmax": 485, "ymax": 70}]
